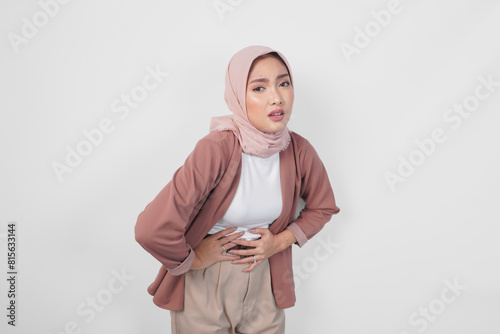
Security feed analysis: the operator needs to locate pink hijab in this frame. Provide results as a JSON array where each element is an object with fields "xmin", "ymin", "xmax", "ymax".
[{"xmin": 209, "ymin": 45, "xmax": 293, "ymax": 158}]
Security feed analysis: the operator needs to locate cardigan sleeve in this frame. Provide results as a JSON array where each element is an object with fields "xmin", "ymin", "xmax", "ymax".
[
  {"xmin": 134, "ymin": 137, "xmax": 226, "ymax": 275},
  {"xmin": 286, "ymin": 138, "xmax": 340, "ymax": 247}
]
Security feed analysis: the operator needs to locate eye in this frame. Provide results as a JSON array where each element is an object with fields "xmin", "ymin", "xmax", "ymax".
[
  {"xmin": 280, "ymin": 81, "xmax": 290, "ymax": 87},
  {"xmin": 252, "ymin": 86, "xmax": 265, "ymax": 92}
]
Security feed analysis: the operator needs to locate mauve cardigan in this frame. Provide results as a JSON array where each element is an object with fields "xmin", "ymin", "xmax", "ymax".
[{"xmin": 135, "ymin": 129, "xmax": 340, "ymax": 311}]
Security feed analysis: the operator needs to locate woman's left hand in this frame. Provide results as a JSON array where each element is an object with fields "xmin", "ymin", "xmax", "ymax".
[{"xmin": 228, "ymin": 228, "xmax": 283, "ymax": 272}]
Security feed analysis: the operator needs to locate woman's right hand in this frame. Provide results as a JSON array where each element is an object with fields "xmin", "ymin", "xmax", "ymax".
[{"xmin": 190, "ymin": 227, "xmax": 243, "ymax": 271}]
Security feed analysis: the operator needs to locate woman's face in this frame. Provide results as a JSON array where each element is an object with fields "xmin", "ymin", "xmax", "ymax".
[{"xmin": 245, "ymin": 55, "xmax": 294, "ymax": 134}]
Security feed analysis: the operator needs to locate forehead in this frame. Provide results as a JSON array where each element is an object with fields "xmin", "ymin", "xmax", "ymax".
[{"xmin": 248, "ymin": 56, "xmax": 288, "ymax": 78}]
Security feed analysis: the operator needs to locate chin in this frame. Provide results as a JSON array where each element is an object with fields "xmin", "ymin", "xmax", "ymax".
[{"xmin": 262, "ymin": 123, "xmax": 287, "ymax": 134}]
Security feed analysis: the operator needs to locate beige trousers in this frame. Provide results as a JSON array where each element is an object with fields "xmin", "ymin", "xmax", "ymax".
[{"xmin": 170, "ymin": 258, "xmax": 285, "ymax": 334}]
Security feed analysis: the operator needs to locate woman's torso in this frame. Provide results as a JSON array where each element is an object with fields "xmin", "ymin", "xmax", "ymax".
[{"xmin": 207, "ymin": 151, "xmax": 282, "ymax": 240}]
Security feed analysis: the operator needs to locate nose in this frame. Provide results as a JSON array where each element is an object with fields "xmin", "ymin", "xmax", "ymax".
[{"xmin": 269, "ymin": 88, "xmax": 283, "ymax": 105}]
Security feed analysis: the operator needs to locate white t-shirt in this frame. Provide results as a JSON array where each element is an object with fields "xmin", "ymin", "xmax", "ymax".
[{"xmin": 207, "ymin": 151, "xmax": 282, "ymax": 240}]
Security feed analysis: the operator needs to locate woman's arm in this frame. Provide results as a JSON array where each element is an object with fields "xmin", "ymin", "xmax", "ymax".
[
  {"xmin": 134, "ymin": 137, "xmax": 228, "ymax": 275},
  {"xmin": 286, "ymin": 137, "xmax": 340, "ymax": 247}
]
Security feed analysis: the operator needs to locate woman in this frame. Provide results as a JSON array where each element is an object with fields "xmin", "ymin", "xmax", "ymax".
[{"xmin": 135, "ymin": 45, "xmax": 340, "ymax": 333}]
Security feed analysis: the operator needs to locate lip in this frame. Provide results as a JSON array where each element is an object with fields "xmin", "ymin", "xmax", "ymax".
[
  {"xmin": 268, "ymin": 109, "xmax": 284, "ymax": 117},
  {"xmin": 268, "ymin": 109, "xmax": 285, "ymax": 122}
]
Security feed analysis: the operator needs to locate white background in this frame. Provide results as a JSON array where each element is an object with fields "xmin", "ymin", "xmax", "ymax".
[{"xmin": 1, "ymin": 0, "xmax": 500, "ymax": 333}]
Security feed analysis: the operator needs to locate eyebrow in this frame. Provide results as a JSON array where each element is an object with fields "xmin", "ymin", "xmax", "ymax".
[{"xmin": 249, "ymin": 73, "xmax": 290, "ymax": 84}]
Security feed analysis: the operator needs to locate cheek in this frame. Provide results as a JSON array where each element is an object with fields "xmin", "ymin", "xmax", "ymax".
[
  {"xmin": 285, "ymin": 90, "xmax": 295, "ymax": 104},
  {"xmin": 246, "ymin": 94, "xmax": 265, "ymax": 117}
]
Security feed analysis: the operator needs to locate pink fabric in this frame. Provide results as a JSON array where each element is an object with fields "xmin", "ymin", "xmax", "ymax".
[{"xmin": 209, "ymin": 45, "xmax": 293, "ymax": 158}]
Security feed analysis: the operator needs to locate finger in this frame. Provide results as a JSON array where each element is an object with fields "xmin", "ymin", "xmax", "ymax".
[
  {"xmin": 231, "ymin": 253, "xmax": 258, "ymax": 264},
  {"xmin": 220, "ymin": 231, "xmax": 245, "ymax": 243},
  {"xmin": 230, "ymin": 238, "xmax": 255, "ymax": 247},
  {"xmin": 227, "ymin": 248, "xmax": 256, "ymax": 257},
  {"xmin": 222, "ymin": 242, "xmax": 239, "ymax": 251},
  {"xmin": 212, "ymin": 227, "xmax": 238, "ymax": 239},
  {"xmin": 220, "ymin": 254, "xmax": 240, "ymax": 262},
  {"xmin": 230, "ymin": 257, "xmax": 247, "ymax": 265},
  {"xmin": 242, "ymin": 260, "xmax": 261, "ymax": 272},
  {"xmin": 248, "ymin": 228, "xmax": 268, "ymax": 236}
]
